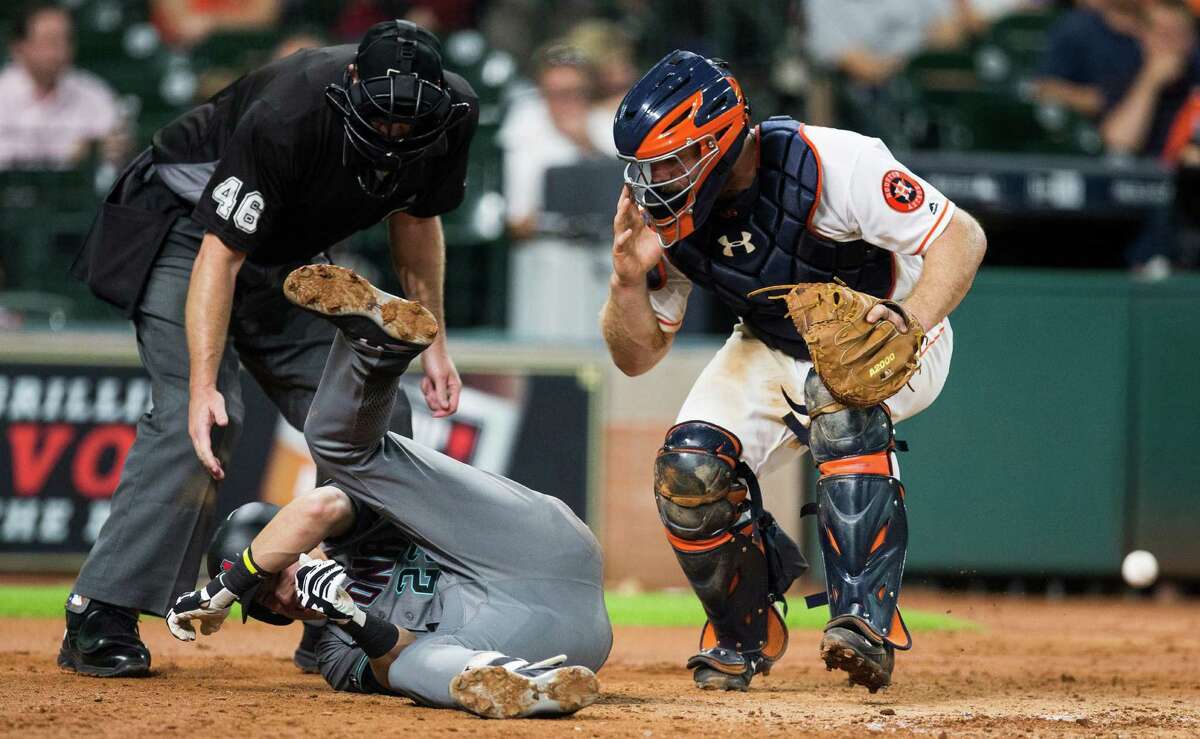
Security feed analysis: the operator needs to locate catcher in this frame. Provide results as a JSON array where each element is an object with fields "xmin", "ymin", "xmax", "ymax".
[{"xmin": 601, "ymin": 51, "xmax": 987, "ymax": 692}]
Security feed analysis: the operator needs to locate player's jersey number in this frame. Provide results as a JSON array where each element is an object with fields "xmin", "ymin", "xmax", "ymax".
[
  {"xmin": 211, "ymin": 176, "xmax": 265, "ymax": 234},
  {"xmin": 395, "ymin": 543, "xmax": 440, "ymax": 596}
]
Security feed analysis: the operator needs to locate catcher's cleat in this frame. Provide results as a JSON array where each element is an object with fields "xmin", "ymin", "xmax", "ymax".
[
  {"xmin": 820, "ymin": 623, "xmax": 895, "ymax": 693},
  {"xmin": 58, "ymin": 595, "xmax": 151, "ymax": 678},
  {"xmin": 450, "ymin": 654, "xmax": 600, "ymax": 719},
  {"xmin": 686, "ymin": 647, "xmax": 772, "ymax": 692},
  {"xmin": 293, "ymin": 622, "xmax": 323, "ymax": 674},
  {"xmin": 283, "ymin": 265, "xmax": 439, "ymax": 350}
]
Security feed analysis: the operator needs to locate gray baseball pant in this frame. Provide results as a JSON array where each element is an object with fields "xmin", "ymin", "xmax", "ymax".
[{"xmin": 307, "ymin": 332, "xmax": 612, "ymax": 707}]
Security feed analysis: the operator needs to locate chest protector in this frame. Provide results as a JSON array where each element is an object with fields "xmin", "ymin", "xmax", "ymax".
[{"xmin": 665, "ymin": 117, "xmax": 895, "ymax": 359}]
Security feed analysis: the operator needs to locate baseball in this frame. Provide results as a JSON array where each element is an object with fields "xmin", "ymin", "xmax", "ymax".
[{"xmin": 1121, "ymin": 550, "xmax": 1159, "ymax": 588}]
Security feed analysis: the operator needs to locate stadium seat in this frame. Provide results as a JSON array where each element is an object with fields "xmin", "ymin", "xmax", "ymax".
[{"xmin": 974, "ymin": 11, "xmax": 1060, "ymax": 90}]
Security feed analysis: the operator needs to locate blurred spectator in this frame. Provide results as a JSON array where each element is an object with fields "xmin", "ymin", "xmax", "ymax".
[
  {"xmin": 271, "ymin": 28, "xmax": 326, "ymax": 60},
  {"xmin": 0, "ymin": 2, "xmax": 128, "ymax": 170},
  {"xmin": 151, "ymin": 0, "xmax": 282, "ymax": 48},
  {"xmin": 498, "ymin": 43, "xmax": 613, "ymax": 240},
  {"xmin": 1037, "ymin": 0, "xmax": 1200, "ymax": 271},
  {"xmin": 804, "ymin": 0, "xmax": 980, "ymax": 87},
  {"xmin": 960, "ymin": 0, "xmax": 1049, "ymax": 26},
  {"xmin": 332, "ymin": 1, "xmax": 477, "ymax": 41},
  {"xmin": 568, "ymin": 19, "xmax": 638, "ymax": 109},
  {"xmin": 1035, "ymin": 0, "xmax": 1200, "ymax": 155},
  {"xmin": 567, "ymin": 20, "xmax": 636, "ymax": 154}
]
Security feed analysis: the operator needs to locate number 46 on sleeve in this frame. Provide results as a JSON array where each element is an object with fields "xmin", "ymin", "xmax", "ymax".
[{"xmin": 211, "ymin": 176, "xmax": 265, "ymax": 234}]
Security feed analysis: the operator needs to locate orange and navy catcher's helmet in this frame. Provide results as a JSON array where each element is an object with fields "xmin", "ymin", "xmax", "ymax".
[{"xmin": 613, "ymin": 50, "xmax": 750, "ymax": 245}]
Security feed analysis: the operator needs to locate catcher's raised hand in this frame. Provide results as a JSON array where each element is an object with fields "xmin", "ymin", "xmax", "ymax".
[
  {"xmin": 611, "ymin": 186, "xmax": 664, "ymax": 287},
  {"xmin": 166, "ymin": 581, "xmax": 237, "ymax": 641}
]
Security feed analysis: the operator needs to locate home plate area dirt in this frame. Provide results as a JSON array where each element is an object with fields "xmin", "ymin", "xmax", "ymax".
[{"xmin": 3, "ymin": 592, "xmax": 1198, "ymax": 737}]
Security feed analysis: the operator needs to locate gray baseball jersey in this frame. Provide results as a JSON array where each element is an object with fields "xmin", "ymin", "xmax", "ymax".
[{"xmin": 308, "ymin": 333, "xmax": 612, "ymax": 707}]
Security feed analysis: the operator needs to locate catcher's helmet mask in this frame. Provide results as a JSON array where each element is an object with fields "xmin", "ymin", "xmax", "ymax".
[
  {"xmin": 614, "ymin": 51, "xmax": 751, "ymax": 246},
  {"xmin": 205, "ymin": 502, "xmax": 293, "ymax": 626},
  {"xmin": 325, "ymin": 19, "xmax": 471, "ymax": 198},
  {"xmin": 622, "ymin": 138, "xmax": 721, "ymax": 243}
]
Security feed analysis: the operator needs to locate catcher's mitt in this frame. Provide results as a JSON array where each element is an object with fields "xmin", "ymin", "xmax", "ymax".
[{"xmin": 779, "ymin": 282, "xmax": 925, "ymax": 411}]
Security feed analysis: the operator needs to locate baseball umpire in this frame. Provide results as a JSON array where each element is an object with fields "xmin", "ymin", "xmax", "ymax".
[
  {"xmin": 165, "ymin": 265, "xmax": 611, "ymax": 718},
  {"xmin": 60, "ymin": 20, "xmax": 478, "ymax": 677},
  {"xmin": 601, "ymin": 51, "xmax": 987, "ymax": 692}
]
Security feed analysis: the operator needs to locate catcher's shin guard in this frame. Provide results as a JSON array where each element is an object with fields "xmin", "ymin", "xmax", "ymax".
[
  {"xmin": 654, "ymin": 422, "xmax": 801, "ymax": 690},
  {"xmin": 805, "ymin": 370, "xmax": 911, "ymax": 691}
]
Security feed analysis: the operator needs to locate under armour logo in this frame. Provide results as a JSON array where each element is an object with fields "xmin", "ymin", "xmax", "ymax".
[{"xmin": 719, "ymin": 231, "xmax": 756, "ymax": 257}]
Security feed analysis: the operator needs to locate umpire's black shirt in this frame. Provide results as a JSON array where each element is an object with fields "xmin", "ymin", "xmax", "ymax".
[{"xmin": 73, "ymin": 45, "xmax": 478, "ymax": 314}]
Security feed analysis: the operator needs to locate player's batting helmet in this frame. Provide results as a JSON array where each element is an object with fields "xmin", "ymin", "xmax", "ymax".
[
  {"xmin": 325, "ymin": 19, "xmax": 471, "ymax": 198},
  {"xmin": 205, "ymin": 502, "xmax": 293, "ymax": 626},
  {"xmin": 614, "ymin": 50, "xmax": 750, "ymax": 246}
]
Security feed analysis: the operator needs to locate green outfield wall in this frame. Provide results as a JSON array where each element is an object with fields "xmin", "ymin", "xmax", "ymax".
[{"xmin": 900, "ymin": 270, "xmax": 1200, "ymax": 578}]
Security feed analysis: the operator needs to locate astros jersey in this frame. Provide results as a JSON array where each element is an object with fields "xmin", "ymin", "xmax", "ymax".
[
  {"xmin": 649, "ymin": 125, "xmax": 956, "ymax": 332},
  {"xmin": 152, "ymin": 46, "xmax": 479, "ymax": 265}
]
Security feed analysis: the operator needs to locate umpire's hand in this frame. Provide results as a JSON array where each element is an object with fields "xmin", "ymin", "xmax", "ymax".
[
  {"xmin": 189, "ymin": 385, "xmax": 228, "ymax": 480},
  {"xmin": 419, "ymin": 340, "xmax": 462, "ymax": 419}
]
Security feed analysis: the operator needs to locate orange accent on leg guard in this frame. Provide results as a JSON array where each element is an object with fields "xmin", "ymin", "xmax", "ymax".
[
  {"xmin": 763, "ymin": 605, "xmax": 789, "ymax": 662},
  {"xmin": 889, "ymin": 608, "xmax": 912, "ymax": 649},
  {"xmin": 818, "ymin": 451, "xmax": 891, "ymax": 477},
  {"xmin": 664, "ymin": 529, "xmax": 731, "ymax": 553},
  {"xmin": 869, "ymin": 523, "xmax": 890, "ymax": 554},
  {"xmin": 825, "ymin": 526, "xmax": 842, "ymax": 555}
]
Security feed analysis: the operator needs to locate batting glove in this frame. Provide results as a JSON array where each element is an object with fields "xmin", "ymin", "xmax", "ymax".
[
  {"xmin": 166, "ymin": 579, "xmax": 237, "ymax": 641},
  {"xmin": 294, "ymin": 553, "xmax": 365, "ymax": 626}
]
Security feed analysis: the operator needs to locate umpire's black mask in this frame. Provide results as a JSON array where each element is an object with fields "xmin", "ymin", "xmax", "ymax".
[{"xmin": 325, "ymin": 19, "xmax": 469, "ymax": 199}]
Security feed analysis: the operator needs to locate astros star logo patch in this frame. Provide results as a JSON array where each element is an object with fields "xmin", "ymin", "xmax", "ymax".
[{"xmin": 882, "ymin": 170, "xmax": 925, "ymax": 213}]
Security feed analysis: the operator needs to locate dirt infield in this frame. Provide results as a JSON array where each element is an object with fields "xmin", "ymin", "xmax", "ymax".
[{"xmin": 3, "ymin": 591, "xmax": 1198, "ymax": 738}]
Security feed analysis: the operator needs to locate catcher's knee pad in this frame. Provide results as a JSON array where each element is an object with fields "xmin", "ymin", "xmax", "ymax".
[
  {"xmin": 654, "ymin": 422, "xmax": 789, "ymax": 662},
  {"xmin": 805, "ymin": 369, "xmax": 911, "ymax": 649}
]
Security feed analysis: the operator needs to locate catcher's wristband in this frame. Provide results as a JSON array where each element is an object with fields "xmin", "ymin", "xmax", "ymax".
[{"xmin": 342, "ymin": 612, "xmax": 400, "ymax": 659}]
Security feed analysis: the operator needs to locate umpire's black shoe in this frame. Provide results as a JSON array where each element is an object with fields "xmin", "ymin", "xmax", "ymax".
[
  {"xmin": 293, "ymin": 621, "xmax": 323, "ymax": 674},
  {"xmin": 58, "ymin": 594, "xmax": 151, "ymax": 678},
  {"xmin": 820, "ymin": 622, "xmax": 894, "ymax": 693},
  {"xmin": 283, "ymin": 265, "xmax": 438, "ymax": 351}
]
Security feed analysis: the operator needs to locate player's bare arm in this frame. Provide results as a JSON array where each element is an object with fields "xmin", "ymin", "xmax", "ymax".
[
  {"xmin": 168, "ymin": 484, "xmax": 418, "ymax": 686},
  {"xmin": 245, "ymin": 486, "xmax": 354, "ymax": 571},
  {"xmin": 212, "ymin": 485, "xmax": 420, "ymax": 685},
  {"xmin": 166, "ymin": 487, "xmax": 350, "ymax": 640},
  {"xmin": 388, "ymin": 212, "xmax": 461, "ymax": 417},
  {"xmin": 601, "ymin": 186, "xmax": 675, "ymax": 376},
  {"xmin": 868, "ymin": 209, "xmax": 988, "ymax": 332},
  {"xmin": 185, "ymin": 232, "xmax": 247, "ymax": 480}
]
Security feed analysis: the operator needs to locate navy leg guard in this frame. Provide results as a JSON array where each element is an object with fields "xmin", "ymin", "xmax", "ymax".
[
  {"xmin": 805, "ymin": 369, "xmax": 911, "ymax": 650},
  {"xmin": 816, "ymin": 474, "xmax": 909, "ymax": 647},
  {"xmin": 654, "ymin": 422, "xmax": 800, "ymax": 689}
]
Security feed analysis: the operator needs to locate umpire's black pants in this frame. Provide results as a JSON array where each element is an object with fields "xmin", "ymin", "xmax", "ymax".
[{"xmin": 73, "ymin": 216, "xmax": 412, "ymax": 616}]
